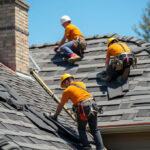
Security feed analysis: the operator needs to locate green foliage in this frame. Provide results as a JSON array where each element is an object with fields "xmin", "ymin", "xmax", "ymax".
[{"xmin": 133, "ymin": 2, "xmax": 150, "ymax": 42}]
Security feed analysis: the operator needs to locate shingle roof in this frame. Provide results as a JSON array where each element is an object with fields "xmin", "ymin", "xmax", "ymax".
[
  {"xmin": 30, "ymin": 33, "xmax": 150, "ymax": 133},
  {"xmin": 1, "ymin": 33, "xmax": 150, "ymax": 149},
  {"xmin": 0, "ymin": 63, "xmax": 81, "ymax": 150}
]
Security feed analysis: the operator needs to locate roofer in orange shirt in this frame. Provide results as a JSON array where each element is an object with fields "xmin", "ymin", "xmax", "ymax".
[
  {"xmin": 53, "ymin": 15, "xmax": 87, "ymax": 63},
  {"xmin": 50, "ymin": 73, "xmax": 106, "ymax": 150},
  {"xmin": 99, "ymin": 37, "xmax": 135, "ymax": 82}
]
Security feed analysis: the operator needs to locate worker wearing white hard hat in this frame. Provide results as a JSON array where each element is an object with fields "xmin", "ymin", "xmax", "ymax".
[
  {"xmin": 53, "ymin": 15, "xmax": 87, "ymax": 63},
  {"xmin": 60, "ymin": 15, "xmax": 71, "ymax": 25}
]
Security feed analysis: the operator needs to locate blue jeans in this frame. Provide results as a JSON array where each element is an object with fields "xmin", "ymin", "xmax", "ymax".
[
  {"xmin": 77, "ymin": 105, "xmax": 104, "ymax": 150},
  {"xmin": 60, "ymin": 41, "xmax": 79, "ymax": 57}
]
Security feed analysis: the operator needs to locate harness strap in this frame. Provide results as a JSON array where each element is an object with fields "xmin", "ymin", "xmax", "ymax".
[
  {"xmin": 70, "ymin": 83, "xmax": 93, "ymax": 103},
  {"xmin": 118, "ymin": 43, "xmax": 131, "ymax": 64},
  {"xmin": 79, "ymin": 97, "xmax": 93, "ymax": 104},
  {"xmin": 70, "ymin": 83, "xmax": 95, "ymax": 120},
  {"xmin": 78, "ymin": 103, "xmax": 87, "ymax": 121},
  {"xmin": 70, "ymin": 83, "xmax": 87, "ymax": 91},
  {"xmin": 119, "ymin": 43, "xmax": 127, "ymax": 53},
  {"xmin": 127, "ymin": 57, "xmax": 129, "ymax": 63},
  {"xmin": 70, "ymin": 83, "xmax": 94, "ymax": 101}
]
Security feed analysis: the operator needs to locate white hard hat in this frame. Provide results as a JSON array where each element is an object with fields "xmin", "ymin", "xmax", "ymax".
[{"xmin": 60, "ymin": 15, "xmax": 71, "ymax": 25}]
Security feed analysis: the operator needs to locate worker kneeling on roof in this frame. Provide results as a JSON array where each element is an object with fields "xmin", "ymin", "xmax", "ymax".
[
  {"xmin": 51, "ymin": 73, "xmax": 106, "ymax": 150},
  {"xmin": 53, "ymin": 15, "xmax": 87, "ymax": 63},
  {"xmin": 100, "ymin": 37, "xmax": 137, "ymax": 82}
]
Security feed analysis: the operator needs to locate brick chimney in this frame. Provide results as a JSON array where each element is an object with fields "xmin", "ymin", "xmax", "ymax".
[{"xmin": 0, "ymin": 0, "xmax": 29, "ymax": 74}]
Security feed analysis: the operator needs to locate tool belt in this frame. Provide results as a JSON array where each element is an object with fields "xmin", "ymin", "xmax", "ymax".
[
  {"xmin": 111, "ymin": 43, "xmax": 138, "ymax": 71},
  {"xmin": 70, "ymin": 84, "xmax": 103, "ymax": 120},
  {"xmin": 74, "ymin": 37, "xmax": 87, "ymax": 56},
  {"xmin": 72, "ymin": 98, "xmax": 103, "ymax": 121},
  {"xmin": 111, "ymin": 53, "xmax": 137, "ymax": 71}
]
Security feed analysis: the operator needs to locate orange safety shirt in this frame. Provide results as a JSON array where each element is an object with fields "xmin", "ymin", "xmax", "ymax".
[
  {"xmin": 61, "ymin": 81, "xmax": 93, "ymax": 105},
  {"xmin": 106, "ymin": 42, "xmax": 131, "ymax": 59},
  {"xmin": 65, "ymin": 24, "xmax": 84, "ymax": 41}
]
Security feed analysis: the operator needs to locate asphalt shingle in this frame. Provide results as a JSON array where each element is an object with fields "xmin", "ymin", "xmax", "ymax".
[
  {"xmin": 0, "ymin": 64, "xmax": 80, "ymax": 150},
  {"xmin": 30, "ymin": 34, "xmax": 150, "ymax": 133}
]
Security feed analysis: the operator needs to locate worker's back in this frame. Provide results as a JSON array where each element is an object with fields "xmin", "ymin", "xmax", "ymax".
[{"xmin": 106, "ymin": 42, "xmax": 131, "ymax": 58}]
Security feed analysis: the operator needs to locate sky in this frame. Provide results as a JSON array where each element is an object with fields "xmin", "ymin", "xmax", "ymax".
[{"xmin": 25, "ymin": 0, "xmax": 150, "ymax": 46}]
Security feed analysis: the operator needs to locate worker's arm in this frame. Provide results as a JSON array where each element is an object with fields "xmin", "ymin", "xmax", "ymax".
[
  {"xmin": 55, "ymin": 101, "xmax": 66, "ymax": 117},
  {"xmin": 54, "ymin": 35, "xmax": 67, "ymax": 51},
  {"xmin": 58, "ymin": 35, "xmax": 67, "ymax": 47},
  {"xmin": 105, "ymin": 58, "xmax": 110, "ymax": 71}
]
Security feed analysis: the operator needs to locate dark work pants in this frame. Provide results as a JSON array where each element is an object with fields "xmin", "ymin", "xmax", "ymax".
[
  {"xmin": 77, "ymin": 105, "xmax": 104, "ymax": 150},
  {"xmin": 107, "ymin": 64, "xmax": 129, "ymax": 80}
]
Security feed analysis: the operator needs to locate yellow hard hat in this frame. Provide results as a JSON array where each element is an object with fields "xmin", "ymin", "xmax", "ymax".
[
  {"xmin": 107, "ymin": 37, "xmax": 118, "ymax": 47},
  {"xmin": 60, "ymin": 73, "xmax": 74, "ymax": 88}
]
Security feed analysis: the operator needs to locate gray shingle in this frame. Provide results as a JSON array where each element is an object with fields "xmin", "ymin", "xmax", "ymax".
[
  {"xmin": 29, "ymin": 34, "xmax": 150, "ymax": 133},
  {"xmin": 121, "ymin": 113, "xmax": 136, "ymax": 120},
  {"xmin": 107, "ymin": 81, "xmax": 124, "ymax": 99},
  {"xmin": 136, "ymin": 109, "xmax": 150, "ymax": 117},
  {"xmin": 0, "ymin": 65, "xmax": 80, "ymax": 149},
  {"xmin": 120, "ymin": 103, "xmax": 131, "ymax": 109},
  {"xmin": 105, "ymin": 105, "xmax": 120, "ymax": 111}
]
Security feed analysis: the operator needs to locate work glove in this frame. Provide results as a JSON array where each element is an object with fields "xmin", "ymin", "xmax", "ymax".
[
  {"xmin": 50, "ymin": 112, "xmax": 57, "ymax": 120},
  {"xmin": 54, "ymin": 46, "xmax": 59, "ymax": 52}
]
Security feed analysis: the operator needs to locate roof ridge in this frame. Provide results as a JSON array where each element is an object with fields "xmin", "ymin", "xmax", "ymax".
[{"xmin": 29, "ymin": 34, "xmax": 149, "ymax": 50}]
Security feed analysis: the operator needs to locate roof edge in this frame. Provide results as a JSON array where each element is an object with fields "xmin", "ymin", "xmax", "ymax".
[
  {"xmin": 100, "ymin": 122, "xmax": 150, "ymax": 134},
  {"xmin": 0, "ymin": 63, "xmax": 16, "ymax": 75}
]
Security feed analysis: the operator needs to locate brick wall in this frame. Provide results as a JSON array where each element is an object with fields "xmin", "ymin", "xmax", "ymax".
[{"xmin": 0, "ymin": 0, "xmax": 29, "ymax": 74}]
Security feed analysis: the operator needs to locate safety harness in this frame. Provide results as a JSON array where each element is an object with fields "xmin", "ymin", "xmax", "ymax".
[
  {"xmin": 78, "ymin": 101, "xmax": 88, "ymax": 120},
  {"xmin": 111, "ymin": 43, "xmax": 137, "ymax": 71},
  {"xmin": 71, "ymin": 84, "xmax": 103, "ymax": 121}
]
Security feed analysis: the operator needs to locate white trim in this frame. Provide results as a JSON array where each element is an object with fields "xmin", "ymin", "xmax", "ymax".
[
  {"xmin": 16, "ymin": 72, "xmax": 34, "ymax": 81},
  {"xmin": 29, "ymin": 54, "xmax": 40, "ymax": 72}
]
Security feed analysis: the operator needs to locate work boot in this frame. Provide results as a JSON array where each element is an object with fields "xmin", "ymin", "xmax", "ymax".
[
  {"xmin": 121, "ymin": 67, "xmax": 130, "ymax": 80},
  {"xmin": 68, "ymin": 55, "xmax": 81, "ymax": 63},
  {"xmin": 99, "ymin": 76, "xmax": 111, "ymax": 82}
]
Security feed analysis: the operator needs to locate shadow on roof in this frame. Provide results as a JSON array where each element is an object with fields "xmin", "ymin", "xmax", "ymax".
[{"xmin": 51, "ymin": 51, "xmax": 79, "ymax": 70}]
